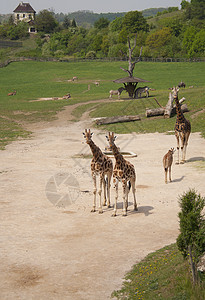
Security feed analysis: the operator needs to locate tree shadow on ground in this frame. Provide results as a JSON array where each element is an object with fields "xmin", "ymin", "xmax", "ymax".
[{"xmin": 187, "ymin": 156, "xmax": 205, "ymax": 163}]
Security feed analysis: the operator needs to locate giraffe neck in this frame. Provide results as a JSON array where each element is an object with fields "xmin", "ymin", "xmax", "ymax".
[
  {"xmin": 175, "ymin": 96, "xmax": 186, "ymax": 123},
  {"xmin": 111, "ymin": 142, "xmax": 124, "ymax": 164},
  {"xmin": 88, "ymin": 140, "xmax": 102, "ymax": 160}
]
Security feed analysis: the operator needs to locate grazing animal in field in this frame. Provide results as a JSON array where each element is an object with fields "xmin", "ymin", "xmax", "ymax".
[
  {"xmin": 8, "ymin": 90, "xmax": 16, "ymax": 96},
  {"xmin": 72, "ymin": 76, "xmax": 78, "ymax": 81},
  {"xmin": 109, "ymin": 87, "xmax": 124, "ymax": 99},
  {"xmin": 63, "ymin": 93, "xmax": 71, "ymax": 99},
  {"xmin": 177, "ymin": 81, "xmax": 186, "ymax": 88},
  {"xmin": 106, "ymin": 132, "xmax": 137, "ymax": 217},
  {"xmin": 172, "ymin": 87, "xmax": 191, "ymax": 164},
  {"xmin": 163, "ymin": 148, "xmax": 175, "ymax": 184},
  {"xmin": 83, "ymin": 129, "xmax": 113, "ymax": 213},
  {"xmin": 94, "ymin": 81, "xmax": 100, "ymax": 86},
  {"xmin": 134, "ymin": 86, "xmax": 149, "ymax": 98}
]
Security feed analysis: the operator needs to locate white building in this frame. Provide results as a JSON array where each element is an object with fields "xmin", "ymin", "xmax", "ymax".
[{"xmin": 13, "ymin": 2, "xmax": 37, "ymax": 33}]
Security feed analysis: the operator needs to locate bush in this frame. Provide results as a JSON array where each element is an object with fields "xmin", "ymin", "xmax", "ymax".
[{"xmin": 177, "ymin": 189, "xmax": 205, "ymax": 284}]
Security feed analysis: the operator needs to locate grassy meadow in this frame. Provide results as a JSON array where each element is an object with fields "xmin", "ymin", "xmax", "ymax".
[{"xmin": 0, "ymin": 60, "xmax": 205, "ymax": 148}]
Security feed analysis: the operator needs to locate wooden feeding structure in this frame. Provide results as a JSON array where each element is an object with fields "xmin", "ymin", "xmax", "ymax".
[
  {"xmin": 112, "ymin": 34, "xmax": 151, "ymax": 98},
  {"xmin": 113, "ymin": 76, "xmax": 151, "ymax": 98}
]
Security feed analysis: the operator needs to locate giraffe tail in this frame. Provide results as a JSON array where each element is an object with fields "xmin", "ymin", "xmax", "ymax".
[{"xmin": 128, "ymin": 181, "xmax": 131, "ymax": 191}]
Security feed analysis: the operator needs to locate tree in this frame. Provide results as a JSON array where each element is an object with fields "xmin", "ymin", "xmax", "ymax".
[
  {"xmin": 181, "ymin": 0, "xmax": 190, "ymax": 9},
  {"xmin": 177, "ymin": 189, "xmax": 205, "ymax": 284},
  {"xmin": 63, "ymin": 16, "xmax": 70, "ymax": 29},
  {"xmin": 94, "ymin": 17, "xmax": 110, "ymax": 30},
  {"xmin": 189, "ymin": 29, "xmax": 205, "ymax": 57},
  {"xmin": 109, "ymin": 17, "xmax": 123, "ymax": 32},
  {"xmin": 122, "ymin": 11, "xmax": 149, "ymax": 33},
  {"xmin": 145, "ymin": 27, "xmax": 172, "ymax": 49},
  {"xmin": 71, "ymin": 19, "xmax": 77, "ymax": 28},
  {"xmin": 36, "ymin": 10, "xmax": 58, "ymax": 33}
]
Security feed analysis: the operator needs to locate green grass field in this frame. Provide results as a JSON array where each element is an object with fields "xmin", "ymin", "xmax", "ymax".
[{"xmin": 0, "ymin": 60, "xmax": 204, "ymax": 149}]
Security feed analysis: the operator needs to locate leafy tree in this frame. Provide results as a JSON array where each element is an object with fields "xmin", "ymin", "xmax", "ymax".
[
  {"xmin": 145, "ymin": 27, "xmax": 172, "ymax": 49},
  {"xmin": 122, "ymin": 11, "xmax": 149, "ymax": 33},
  {"xmin": 181, "ymin": 0, "xmax": 190, "ymax": 9},
  {"xmin": 71, "ymin": 19, "xmax": 77, "ymax": 28},
  {"xmin": 118, "ymin": 28, "xmax": 128, "ymax": 44},
  {"xmin": 184, "ymin": 0, "xmax": 205, "ymax": 20},
  {"xmin": 182, "ymin": 26, "xmax": 197, "ymax": 54},
  {"xmin": 108, "ymin": 43, "xmax": 128, "ymax": 58},
  {"xmin": 189, "ymin": 29, "xmax": 205, "ymax": 57},
  {"xmin": 109, "ymin": 17, "xmax": 123, "ymax": 32},
  {"xmin": 94, "ymin": 17, "xmax": 110, "ymax": 30},
  {"xmin": 177, "ymin": 189, "xmax": 205, "ymax": 284},
  {"xmin": 63, "ymin": 16, "xmax": 70, "ymax": 29},
  {"xmin": 36, "ymin": 10, "xmax": 58, "ymax": 33}
]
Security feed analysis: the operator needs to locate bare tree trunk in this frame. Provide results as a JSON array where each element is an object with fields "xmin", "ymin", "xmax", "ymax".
[
  {"xmin": 164, "ymin": 92, "xmax": 174, "ymax": 119},
  {"xmin": 95, "ymin": 115, "xmax": 140, "ymax": 125},
  {"xmin": 188, "ymin": 245, "xmax": 198, "ymax": 284}
]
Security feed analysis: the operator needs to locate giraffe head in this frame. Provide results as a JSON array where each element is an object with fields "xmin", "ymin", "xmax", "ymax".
[
  {"xmin": 172, "ymin": 86, "xmax": 179, "ymax": 99},
  {"xmin": 106, "ymin": 132, "xmax": 116, "ymax": 147},
  {"xmin": 83, "ymin": 129, "xmax": 93, "ymax": 144},
  {"xmin": 169, "ymin": 147, "xmax": 176, "ymax": 155}
]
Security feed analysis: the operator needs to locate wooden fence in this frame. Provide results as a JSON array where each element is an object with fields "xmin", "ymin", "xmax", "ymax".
[{"xmin": 0, "ymin": 56, "xmax": 205, "ymax": 68}]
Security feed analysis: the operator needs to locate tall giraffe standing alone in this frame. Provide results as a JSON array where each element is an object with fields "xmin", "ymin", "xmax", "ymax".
[
  {"xmin": 106, "ymin": 132, "xmax": 137, "ymax": 216},
  {"xmin": 173, "ymin": 86, "xmax": 191, "ymax": 164},
  {"xmin": 83, "ymin": 129, "xmax": 113, "ymax": 213}
]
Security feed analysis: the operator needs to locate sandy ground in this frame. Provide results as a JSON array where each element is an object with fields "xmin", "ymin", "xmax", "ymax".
[{"xmin": 0, "ymin": 102, "xmax": 205, "ymax": 300}]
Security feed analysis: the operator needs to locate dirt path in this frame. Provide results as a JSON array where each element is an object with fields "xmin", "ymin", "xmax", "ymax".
[{"xmin": 0, "ymin": 103, "xmax": 205, "ymax": 299}]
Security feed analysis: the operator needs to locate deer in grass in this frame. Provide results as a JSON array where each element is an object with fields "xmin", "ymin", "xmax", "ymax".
[
  {"xmin": 163, "ymin": 148, "xmax": 175, "ymax": 184},
  {"xmin": 8, "ymin": 90, "xmax": 16, "ymax": 96}
]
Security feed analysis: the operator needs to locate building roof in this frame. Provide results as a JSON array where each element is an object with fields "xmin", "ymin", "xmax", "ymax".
[
  {"xmin": 113, "ymin": 76, "xmax": 151, "ymax": 84},
  {"xmin": 13, "ymin": 2, "xmax": 36, "ymax": 13}
]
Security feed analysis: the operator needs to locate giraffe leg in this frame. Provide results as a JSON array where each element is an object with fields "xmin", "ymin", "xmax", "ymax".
[
  {"xmin": 175, "ymin": 132, "xmax": 180, "ymax": 164},
  {"xmin": 106, "ymin": 172, "xmax": 112, "ymax": 208},
  {"xmin": 102, "ymin": 176, "xmax": 107, "ymax": 206},
  {"xmin": 122, "ymin": 180, "xmax": 127, "ymax": 216},
  {"xmin": 169, "ymin": 166, "xmax": 172, "ymax": 182},
  {"xmin": 164, "ymin": 168, "xmax": 168, "ymax": 184},
  {"xmin": 182, "ymin": 132, "xmax": 190, "ymax": 162},
  {"xmin": 98, "ymin": 175, "xmax": 103, "ymax": 214},
  {"xmin": 131, "ymin": 178, "xmax": 137, "ymax": 211},
  {"xmin": 91, "ymin": 174, "xmax": 97, "ymax": 212},
  {"xmin": 112, "ymin": 179, "xmax": 118, "ymax": 217}
]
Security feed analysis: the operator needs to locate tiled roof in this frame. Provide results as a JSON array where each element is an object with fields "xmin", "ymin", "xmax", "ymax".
[{"xmin": 13, "ymin": 2, "xmax": 36, "ymax": 13}]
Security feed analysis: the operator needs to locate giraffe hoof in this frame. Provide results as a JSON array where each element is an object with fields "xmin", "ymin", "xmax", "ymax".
[
  {"xmin": 175, "ymin": 162, "xmax": 179, "ymax": 165},
  {"xmin": 134, "ymin": 207, "xmax": 138, "ymax": 211},
  {"xmin": 111, "ymin": 213, "xmax": 117, "ymax": 217},
  {"xmin": 91, "ymin": 209, "xmax": 96, "ymax": 213},
  {"xmin": 107, "ymin": 205, "xmax": 111, "ymax": 208},
  {"xmin": 98, "ymin": 210, "xmax": 103, "ymax": 214}
]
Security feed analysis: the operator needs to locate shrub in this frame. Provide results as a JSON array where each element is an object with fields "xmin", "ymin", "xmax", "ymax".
[{"xmin": 177, "ymin": 189, "xmax": 205, "ymax": 284}]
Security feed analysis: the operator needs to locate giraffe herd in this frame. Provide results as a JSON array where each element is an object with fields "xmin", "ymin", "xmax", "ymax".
[{"xmin": 83, "ymin": 86, "xmax": 191, "ymax": 216}]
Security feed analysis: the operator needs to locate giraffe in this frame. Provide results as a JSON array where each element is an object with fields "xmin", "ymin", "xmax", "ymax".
[
  {"xmin": 172, "ymin": 86, "xmax": 191, "ymax": 164},
  {"xmin": 163, "ymin": 148, "xmax": 175, "ymax": 184},
  {"xmin": 83, "ymin": 129, "xmax": 113, "ymax": 213},
  {"xmin": 106, "ymin": 132, "xmax": 137, "ymax": 216}
]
